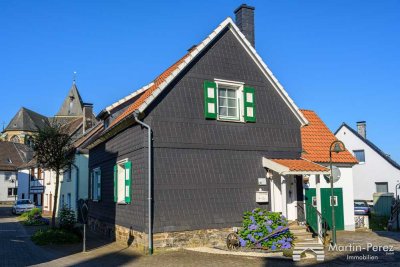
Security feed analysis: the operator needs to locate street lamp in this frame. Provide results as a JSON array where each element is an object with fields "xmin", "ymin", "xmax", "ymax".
[{"xmin": 329, "ymin": 140, "xmax": 346, "ymax": 245}]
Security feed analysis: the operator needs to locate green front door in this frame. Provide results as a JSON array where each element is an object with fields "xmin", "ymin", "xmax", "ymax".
[
  {"xmin": 321, "ymin": 188, "xmax": 345, "ymax": 231},
  {"xmin": 305, "ymin": 188, "xmax": 318, "ymax": 232}
]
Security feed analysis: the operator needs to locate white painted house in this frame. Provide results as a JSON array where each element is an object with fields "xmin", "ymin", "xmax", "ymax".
[
  {"xmin": 0, "ymin": 142, "xmax": 32, "ymax": 203},
  {"xmin": 335, "ymin": 122, "xmax": 400, "ymax": 201},
  {"xmin": 263, "ymin": 110, "xmax": 358, "ymax": 233}
]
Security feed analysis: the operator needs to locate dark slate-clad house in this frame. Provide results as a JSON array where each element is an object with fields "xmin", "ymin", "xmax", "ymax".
[{"xmin": 86, "ymin": 5, "xmax": 317, "ymax": 252}]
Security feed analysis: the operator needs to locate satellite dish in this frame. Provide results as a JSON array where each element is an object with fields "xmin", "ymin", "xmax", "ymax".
[{"xmin": 324, "ymin": 166, "xmax": 341, "ymax": 183}]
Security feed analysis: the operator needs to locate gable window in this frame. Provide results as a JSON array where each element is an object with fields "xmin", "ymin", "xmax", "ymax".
[
  {"xmin": 218, "ymin": 87, "xmax": 239, "ymax": 120},
  {"xmin": 353, "ymin": 150, "xmax": 365, "ymax": 163},
  {"xmin": 114, "ymin": 160, "xmax": 132, "ymax": 204},
  {"xmin": 204, "ymin": 80, "xmax": 255, "ymax": 122},
  {"xmin": 375, "ymin": 182, "xmax": 388, "ymax": 193},
  {"xmin": 91, "ymin": 168, "xmax": 101, "ymax": 201}
]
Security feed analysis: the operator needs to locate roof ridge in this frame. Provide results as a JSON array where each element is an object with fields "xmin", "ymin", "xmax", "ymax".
[
  {"xmin": 105, "ymin": 17, "xmax": 308, "ymax": 132},
  {"xmin": 338, "ymin": 123, "xmax": 400, "ymax": 170}
]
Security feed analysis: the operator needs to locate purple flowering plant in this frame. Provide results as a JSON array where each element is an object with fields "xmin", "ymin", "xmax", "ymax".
[{"xmin": 238, "ymin": 208, "xmax": 294, "ymax": 250}]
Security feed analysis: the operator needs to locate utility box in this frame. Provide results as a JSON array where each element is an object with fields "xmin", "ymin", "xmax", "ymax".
[
  {"xmin": 373, "ymin": 192, "xmax": 394, "ymax": 217},
  {"xmin": 256, "ymin": 189, "xmax": 268, "ymax": 203}
]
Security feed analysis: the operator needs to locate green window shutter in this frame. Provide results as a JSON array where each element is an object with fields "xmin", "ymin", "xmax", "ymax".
[
  {"xmin": 244, "ymin": 86, "xmax": 256, "ymax": 122},
  {"xmin": 124, "ymin": 161, "xmax": 132, "ymax": 204},
  {"xmin": 113, "ymin": 165, "xmax": 118, "ymax": 203},
  {"xmin": 97, "ymin": 169, "xmax": 102, "ymax": 201},
  {"xmin": 203, "ymin": 81, "xmax": 217, "ymax": 119},
  {"xmin": 90, "ymin": 172, "xmax": 93, "ymax": 200}
]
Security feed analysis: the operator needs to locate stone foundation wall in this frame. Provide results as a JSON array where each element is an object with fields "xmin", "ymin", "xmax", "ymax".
[{"xmin": 88, "ymin": 217, "xmax": 234, "ymax": 252}]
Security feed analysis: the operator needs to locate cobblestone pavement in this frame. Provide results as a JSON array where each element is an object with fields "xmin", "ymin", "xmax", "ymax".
[
  {"xmin": 1, "ymin": 205, "xmax": 400, "ymax": 267},
  {"xmin": 0, "ymin": 206, "xmax": 54, "ymax": 266}
]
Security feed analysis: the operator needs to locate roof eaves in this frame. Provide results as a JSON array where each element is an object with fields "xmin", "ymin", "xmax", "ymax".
[
  {"xmin": 102, "ymin": 82, "xmax": 155, "ymax": 115},
  {"xmin": 226, "ymin": 19, "xmax": 309, "ymax": 126},
  {"xmin": 339, "ymin": 123, "xmax": 400, "ymax": 170}
]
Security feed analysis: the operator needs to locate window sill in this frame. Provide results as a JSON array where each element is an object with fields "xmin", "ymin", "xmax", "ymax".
[
  {"xmin": 92, "ymin": 199, "xmax": 100, "ymax": 202},
  {"xmin": 117, "ymin": 202, "xmax": 128, "ymax": 205},
  {"xmin": 217, "ymin": 117, "xmax": 244, "ymax": 123}
]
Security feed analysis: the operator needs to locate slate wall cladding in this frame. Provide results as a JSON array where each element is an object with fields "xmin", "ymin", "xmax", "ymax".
[
  {"xmin": 146, "ymin": 28, "xmax": 302, "ymax": 232},
  {"xmin": 88, "ymin": 27, "xmax": 303, "ymax": 235},
  {"xmin": 88, "ymin": 123, "xmax": 148, "ymax": 233}
]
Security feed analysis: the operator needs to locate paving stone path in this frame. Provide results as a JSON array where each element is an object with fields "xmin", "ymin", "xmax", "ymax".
[{"xmin": 1, "ymin": 205, "xmax": 399, "ymax": 266}]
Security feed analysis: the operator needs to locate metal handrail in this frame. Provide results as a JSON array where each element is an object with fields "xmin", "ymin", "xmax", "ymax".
[
  {"xmin": 389, "ymin": 200, "xmax": 400, "ymax": 230},
  {"xmin": 297, "ymin": 202, "xmax": 329, "ymax": 244}
]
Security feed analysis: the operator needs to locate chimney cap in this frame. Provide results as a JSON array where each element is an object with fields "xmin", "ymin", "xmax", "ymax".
[
  {"xmin": 234, "ymin": 4, "xmax": 255, "ymax": 14},
  {"xmin": 357, "ymin": 121, "xmax": 366, "ymax": 124},
  {"xmin": 83, "ymin": 102, "xmax": 93, "ymax": 107}
]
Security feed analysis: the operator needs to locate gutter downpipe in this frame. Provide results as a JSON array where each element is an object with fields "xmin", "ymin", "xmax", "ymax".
[{"xmin": 133, "ymin": 110, "xmax": 153, "ymax": 255}]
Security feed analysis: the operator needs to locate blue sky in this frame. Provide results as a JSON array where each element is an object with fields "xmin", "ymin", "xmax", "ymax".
[{"xmin": 0, "ymin": 0, "xmax": 399, "ymax": 162}]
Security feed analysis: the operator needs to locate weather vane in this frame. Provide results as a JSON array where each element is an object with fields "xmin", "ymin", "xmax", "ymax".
[{"xmin": 73, "ymin": 71, "xmax": 77, "ymax": 83}]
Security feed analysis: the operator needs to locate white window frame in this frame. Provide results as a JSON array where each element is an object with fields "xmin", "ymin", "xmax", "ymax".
[
  {"xmin": 330, "ymin": 196, "xmax": 338, "ymax": 207},
  {"xmin": 375, "ymin": 182, "xmax": 388, "ymax": 193},
  {"xmin": 8, "ymin": 188, "xmax": 17, "ymax": 197},
  {"xmin": 92, "ymin": 167, "xmax": 101, "ymax": 201},
  {"xmin": 116, "ymin": 159, "xmax": 128, "ymax": 204},
  {"xmin": 215, "ymin": 79, "xmax": 245, "ymax": 122},
  {"xmin": 353, "ymin": 149, "xmax": 365, "ymax": 164}
]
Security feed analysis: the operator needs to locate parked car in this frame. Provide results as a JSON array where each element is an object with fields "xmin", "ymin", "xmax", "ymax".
[
  {"xmin": 12, "ymin": 199, "xmax": 35, "ymax": 215},
  {"xmin": 354, "ymin": 200, "xmax": 371, "ymax": 215}
]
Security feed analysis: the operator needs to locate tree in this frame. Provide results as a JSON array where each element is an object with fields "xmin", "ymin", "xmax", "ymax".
[{"xmin": 33, "ymin": 122, "xmax": 75, "ymax": 228}]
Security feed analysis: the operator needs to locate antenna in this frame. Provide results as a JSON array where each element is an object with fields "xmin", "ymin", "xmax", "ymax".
[
  {"xmin": 1, "ymin": 121, "xmax": 5, "ymax": 131},
  {"xmin": 73, "ymin": 71, "xmax": 77, "ymax": 84}
]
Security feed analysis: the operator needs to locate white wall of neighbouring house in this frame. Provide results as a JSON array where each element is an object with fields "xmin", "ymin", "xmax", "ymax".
[
  {"xmin": 0, "ymin": 171, "xmax": 18, "ymax": 202},
  {"xmin": 17, "ymin": 169, "xmax": 30, "ymax": 200},
  {"xmin": 59, "ymin": 153, "xmax": 89, "ymax": 217},
  {"xmin": 308, "ymin": 166, "xmax": 355, "ymax": 231},
  {"xmin": 44, "ymin": 153, "xmax": 89, "ymax": 218},
  {"xmin": 336, "ymin": 127, "xmax": 400, "ymax": 201}
]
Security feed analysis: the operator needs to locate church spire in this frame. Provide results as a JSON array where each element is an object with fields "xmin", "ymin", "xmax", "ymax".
[{"xmin": 55, "ymin": 80, "xmax": 84, "ymax": 117}]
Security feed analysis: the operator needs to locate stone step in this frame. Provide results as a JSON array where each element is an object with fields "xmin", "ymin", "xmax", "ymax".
[
  {"xmin": 290, "ymin": 229, "xmax": 309, "ymax": 234},
  {"xmin": 292, "ymin": 231, "xmax": 313, "ymax": 236},
  {"xmin": 295, "ymin": 245, "xmax": 324, "ymax": 249},
  {"xmin": 294, "ymin": 237, "xmax": 318, "ymax": 244},
  {"xmin": 289, "ymin": 224, "xmax": 308, "ymax": 231}
]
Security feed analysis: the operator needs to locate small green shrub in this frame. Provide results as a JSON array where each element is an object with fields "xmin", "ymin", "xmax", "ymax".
[
  {"xmin": 59, "ymin": 206, "xmax": 76, "ymax": 230},
  {"xmin": 19, "ymin": 208, "xmax": 41, "ymax": 220},
  {"xmin": 20, "ymin": 208, "xmax": 49, "ymax": 226},
  {"xmin": 370, "ymin": 215, "xmax": 389, "ymax": 231},
  {"xmin": 238, "ymin": 208, "xmax": 294, "ymax": 250},
  {"xmin": 31, "ymin": 228, "xmax": 80, "ymax": 245}
]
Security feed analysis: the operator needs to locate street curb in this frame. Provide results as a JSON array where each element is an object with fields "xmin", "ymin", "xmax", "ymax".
[{"xmin": 184, "ymin": 247, "xmax": 314, "ymax": 260}]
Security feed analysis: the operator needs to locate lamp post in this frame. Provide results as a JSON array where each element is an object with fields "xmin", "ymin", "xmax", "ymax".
[{"xmin": 329, "ymin": 140, "xmax": 346, "ymax": 245}]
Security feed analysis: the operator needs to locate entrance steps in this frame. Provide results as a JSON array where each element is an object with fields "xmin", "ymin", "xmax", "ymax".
[{"xmin": 289, "ymin": 221, "xmax": 325, "ymax": 261}]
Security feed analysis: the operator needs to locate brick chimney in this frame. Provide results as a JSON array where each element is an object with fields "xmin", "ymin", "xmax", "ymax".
[
  {"xmin": 234, "ymin": 4, "xmax": 255, "ymax": 47},
  {"xmin": 357, "ymin": 121, "xmax": 366, "ymax": 139},
  {"xmin": 83, "ymin": 103, "xmax": 94, "ymax": 133}
]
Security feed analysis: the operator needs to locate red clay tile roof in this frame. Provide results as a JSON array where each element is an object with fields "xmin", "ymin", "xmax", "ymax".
[
  {"xmin": 271, "ymin": 158, "xmax": 329, "ymax": 172},
  {"xmin": 300, "ymin": 110, "xmax": 358, "ymax": 164},
  {"xmin": 109, "ymin": 51, "xmax": 193, "ymax": 128}
]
